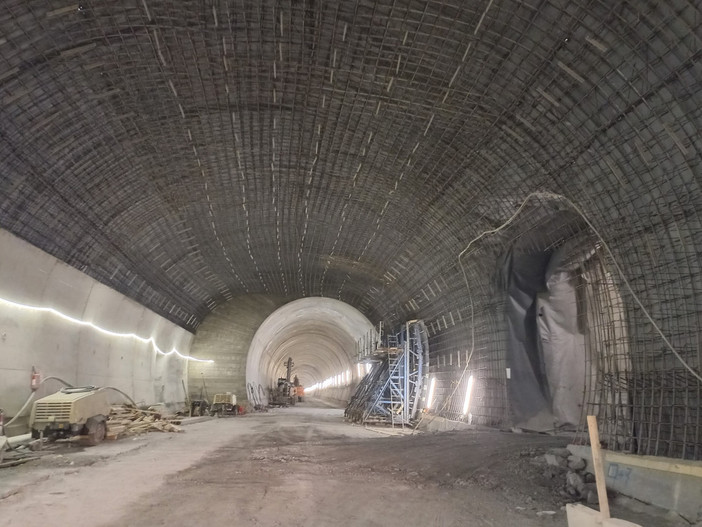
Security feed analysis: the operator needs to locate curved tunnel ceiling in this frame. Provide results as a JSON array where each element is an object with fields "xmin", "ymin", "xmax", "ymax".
[
  {"xmin": 246, "ymin": 297, "xmax": 374, "ymax": 388},
  {"xmin": 0, "ymin": 1, "xmax": 700, "ymax": 337}
]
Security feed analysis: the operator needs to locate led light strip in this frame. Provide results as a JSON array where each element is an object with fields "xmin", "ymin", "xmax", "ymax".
[{"xmin": 0, "ymin": 296, "xmax": 214, "ymax": 363}]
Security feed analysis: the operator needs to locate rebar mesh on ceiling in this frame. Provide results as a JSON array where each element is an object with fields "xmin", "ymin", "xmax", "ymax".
[{"xmin": 1, "ymin": 1, "xmax": 701, "ymax": 458}]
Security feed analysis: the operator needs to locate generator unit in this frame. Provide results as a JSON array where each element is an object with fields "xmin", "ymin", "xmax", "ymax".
[
  {"xmin": 210, "ymin": 393, "xmax": 238, "ymax": 417},
  {"xmin": 29, "ymin": 386, "xmax": 111, "ymax": 445}
]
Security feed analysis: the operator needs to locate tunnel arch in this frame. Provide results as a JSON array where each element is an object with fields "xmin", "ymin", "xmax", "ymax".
[
  {"xmin": 0, "ymin": 1, "xmax": 699, "ymax": 460},
  {"xmin": 245, "ymin": 297, "xmax": 375, "ymax": 392}
]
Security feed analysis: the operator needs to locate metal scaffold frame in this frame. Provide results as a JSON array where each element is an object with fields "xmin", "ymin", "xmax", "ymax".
[{"xmin": 346, "ymin": 320, "xmax": 427, "ymax": 427}]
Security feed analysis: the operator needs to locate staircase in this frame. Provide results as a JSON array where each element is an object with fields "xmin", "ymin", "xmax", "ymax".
[{"xmin": 345, "ymin": 320, "xmax": 427, "ymax": 427}]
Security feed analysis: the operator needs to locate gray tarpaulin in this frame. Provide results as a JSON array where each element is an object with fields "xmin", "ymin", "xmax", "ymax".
[
  {"xmin": 500, "ymin": 247, "xmax": 553, "ymax": 428},
  {"xmin": 536, "ymin": 244, "xmax": 586, "ymax": 428},
  {"xmin": 501, "ymin": 240, "xmax": 586, "ymax": 431}
]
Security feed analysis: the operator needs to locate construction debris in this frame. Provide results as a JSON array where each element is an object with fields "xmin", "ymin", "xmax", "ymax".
[
  {"xmin": 538, "ymin": 447, "xmax": 606, "ymax": 505},
  {"xmin": 106, "ymin": 405, "xmax": 182, "ymax": 440}
]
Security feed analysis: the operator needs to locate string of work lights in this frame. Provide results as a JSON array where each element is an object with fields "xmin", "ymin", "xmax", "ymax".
[{"xmin": 0, "ymin": 295, "xmax": 214, "ymax": 363}]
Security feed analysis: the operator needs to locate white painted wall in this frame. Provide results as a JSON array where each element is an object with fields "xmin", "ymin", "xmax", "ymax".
[
  {"xmin": 246, "ymin": 297, "xmax": 374, "ymax": 391},
  {"xmin": 0, "ymin": 229, "xmax": 193, "ymax": 419}
]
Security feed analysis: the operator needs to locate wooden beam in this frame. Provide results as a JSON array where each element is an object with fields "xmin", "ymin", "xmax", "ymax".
[{"xmin": 587, "ymin": 415, "xmax": 611, "ymax": 519}]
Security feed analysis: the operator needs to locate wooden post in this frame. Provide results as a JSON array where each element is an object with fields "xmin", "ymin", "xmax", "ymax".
[{"xmin": 587, "ymin": 415, "xmax": 611, "ymax": 519}]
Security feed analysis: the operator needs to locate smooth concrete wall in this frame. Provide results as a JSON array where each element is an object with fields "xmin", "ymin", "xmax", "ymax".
[
  {"xmin": 568, "ymin": 444, "xmax": 702, "ymax": 522},
  {"xmin": 0, "ymin": 229, "xmax": 193, "ymax": 422},
  {"xmin": 246, "ymin": 297, "xmax": 375, "ymax": 390},
  {"xmin": 187, "ymin": 295, "xmax": 287, "ymax": 402}
]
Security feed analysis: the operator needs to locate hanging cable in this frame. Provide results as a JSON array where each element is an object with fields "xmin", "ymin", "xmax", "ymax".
[
  {"xmin": 456, "ymin": 190, "xmax": 702, "ymax": 385},
  {"xmin": 99, "ymin": 387, "xmax": 138, "ymax": 407}
]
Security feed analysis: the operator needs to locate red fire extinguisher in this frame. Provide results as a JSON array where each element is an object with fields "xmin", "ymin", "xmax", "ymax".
[{"xmin": 30, "ymin": 367, "xmax": 41, "ymax": 391}]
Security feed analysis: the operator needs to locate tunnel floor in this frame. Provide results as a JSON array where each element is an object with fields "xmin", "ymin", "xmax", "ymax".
[{"xmin": 0, "ymin": 402, "xmax": 684, "ymax": 527}]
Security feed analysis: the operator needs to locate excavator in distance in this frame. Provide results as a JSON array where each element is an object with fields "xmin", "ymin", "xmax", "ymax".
[{"xmin": 268, "ymin": 358, "xmax": 296, "ymax": 407}]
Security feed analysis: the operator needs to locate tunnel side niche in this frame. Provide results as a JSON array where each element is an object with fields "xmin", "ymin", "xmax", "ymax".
[{"xmin": 246, "ymin": 298, "xmax": 374, "ymax": 401}]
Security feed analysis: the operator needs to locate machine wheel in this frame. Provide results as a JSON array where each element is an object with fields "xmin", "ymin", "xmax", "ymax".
[{"xmin": 84, "ymin": 417, "xmax": 106, "ymax": 446}]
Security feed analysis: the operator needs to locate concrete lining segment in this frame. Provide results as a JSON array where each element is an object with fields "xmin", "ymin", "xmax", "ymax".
[
  {"xmin": 246, "ymin": 297, "xmax": 375, "ymax": 389},
  {"xmin": 0, "ymin": 228, "xmax": 192, "ymax": 422},
  {"xmin": 568, "ymin": 444, "xmax": 702, "ymax": 522}
]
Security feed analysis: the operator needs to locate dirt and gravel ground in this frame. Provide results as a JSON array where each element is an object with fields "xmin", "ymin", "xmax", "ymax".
[{"xmin": 0, "ymin": 401, "xmax": 689, "ymax": 526}]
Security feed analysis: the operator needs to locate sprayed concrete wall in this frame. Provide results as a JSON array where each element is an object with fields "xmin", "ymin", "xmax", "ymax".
[
  {"xmin": 187, "ymin": 295, "xmax": 287, "ymax": 402},
  {"xmin": 0, "ymin": 229, "xmax": 193, "ymax": 423}
]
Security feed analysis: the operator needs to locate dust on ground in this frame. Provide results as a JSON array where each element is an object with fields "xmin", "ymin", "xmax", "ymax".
[{"xmin": 0, "ymin": 402, "xmax": 690, "ymax": 527}]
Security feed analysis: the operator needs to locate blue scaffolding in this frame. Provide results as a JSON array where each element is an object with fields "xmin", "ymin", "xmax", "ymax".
[{"xmin": 345, "ymin": 320, "xmax": 428, "ymax": 427}]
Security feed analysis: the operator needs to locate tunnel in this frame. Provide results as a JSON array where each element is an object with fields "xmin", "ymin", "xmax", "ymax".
[
  {"xmin": 0, "ymin": 1, "xmax": 701, "ymax": 525},
  {"xmin": 244, "ymin": 297, "xmax": 374, "ymax": 397}
]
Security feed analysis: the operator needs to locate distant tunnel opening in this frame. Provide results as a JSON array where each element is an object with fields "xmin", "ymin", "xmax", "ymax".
[{"xmin": 245, "ymin": 297, "xmax": 375, "ymax": 403}]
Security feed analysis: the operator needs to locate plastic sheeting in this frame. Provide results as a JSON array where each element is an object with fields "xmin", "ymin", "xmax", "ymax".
[
  {"xmin": 536, "ymin": 244, "xmax": 586, "ymax": 428},
  {"xmin": 501, "ymin": 241, "xmax": 586, "ymax": 430}
]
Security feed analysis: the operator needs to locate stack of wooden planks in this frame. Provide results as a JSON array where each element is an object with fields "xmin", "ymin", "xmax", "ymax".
[{"xmin": 106, "ymin": 405, "xmax": 183, "ymax": 440}]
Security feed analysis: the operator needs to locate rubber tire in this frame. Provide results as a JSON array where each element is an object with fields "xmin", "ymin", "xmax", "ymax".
[{"xmin": 85, "ymin": 420, "xmax": 106, "ymax": 446}]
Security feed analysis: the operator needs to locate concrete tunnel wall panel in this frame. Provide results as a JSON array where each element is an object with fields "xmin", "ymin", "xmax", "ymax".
[{"xmin": 0, "ymin": 229, "xmax": 193, "ymax": 423}]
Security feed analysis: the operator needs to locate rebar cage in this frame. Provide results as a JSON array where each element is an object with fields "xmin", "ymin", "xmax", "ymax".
[{"xmin": 0, "ymin": 1, "xmax": 701, "ymax": 459}]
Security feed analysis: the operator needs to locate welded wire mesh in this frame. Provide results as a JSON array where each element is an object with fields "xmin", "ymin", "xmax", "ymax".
[
  {"xmin": 423, "ymin": 199, "xmax": 702, "ymax": 459},
  {"xmin": 1, "ymin": 1, "xmax": 701, "ymax": 458}
]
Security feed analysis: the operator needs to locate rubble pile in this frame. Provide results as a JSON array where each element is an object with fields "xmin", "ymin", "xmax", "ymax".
[{"xmin": 541, "ymin": 447, "xmax": 605, "ymax": 504}]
